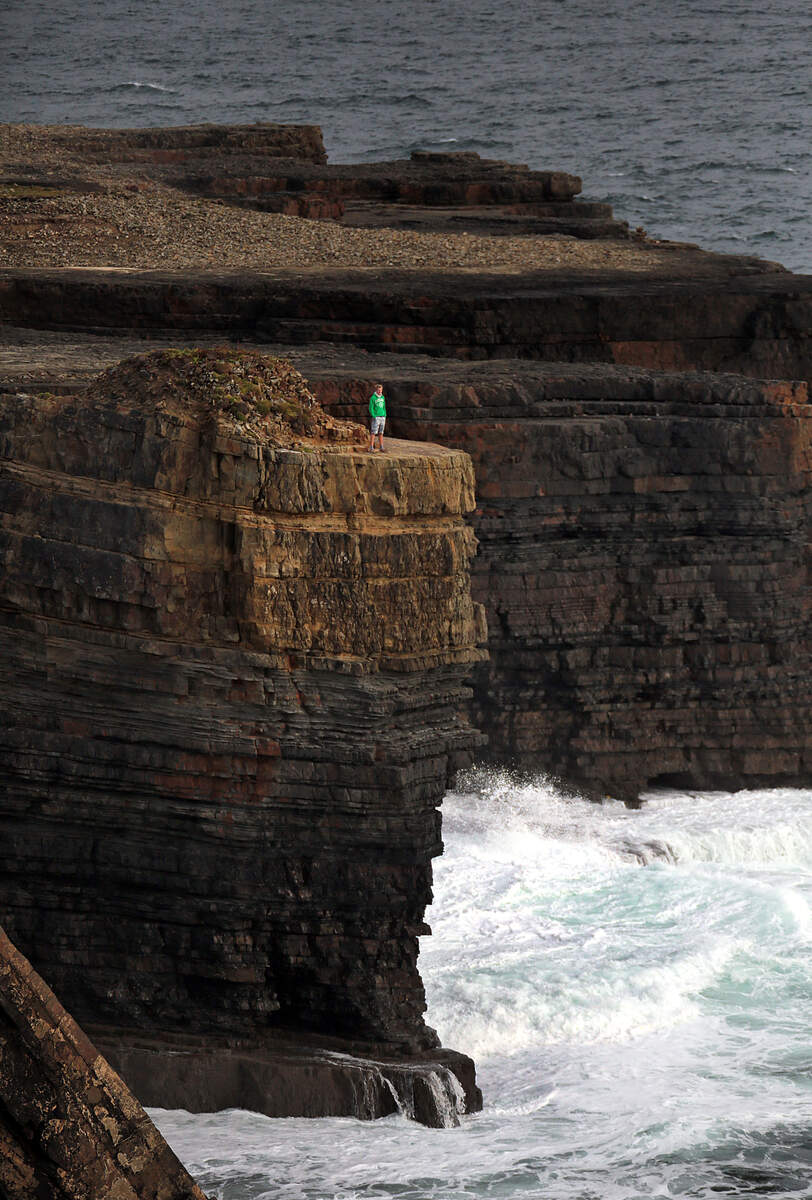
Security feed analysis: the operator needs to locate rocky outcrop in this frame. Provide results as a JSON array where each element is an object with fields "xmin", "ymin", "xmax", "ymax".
[
  {"xmin": 1, "ymin": 122, "xmax": 626, "ymax": 237},
  {"xmin": 2, "ymin": 124, "xmax": 812, "ymax": 809},
  {"xmin": 1, "ymin": 333, "xmax": 811, "ymax": 800},
  {"xmin": 0, "ymin": 926, "xmax": 207, "ymax": 1200},
  {"xmin": 0, "ymin": 350, "xmax": 485, "ymax": 1122},
  {"xmin": 92, "ymin": 1027, "xmax": 479, "ymax": 1129},
  {"xmin": 173, "ymin": 148, "xmax": 629, "ymax": 239}
]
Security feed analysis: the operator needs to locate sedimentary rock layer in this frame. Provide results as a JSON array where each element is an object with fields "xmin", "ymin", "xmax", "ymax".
[
  {"xmin": 0, "ymin": 355, "xmax": 485, "ymax": 1118},
  {"xmin": 2, "ymin": 264, "xmax": 810, "ymax": 382},
  {"xmin": 0, "ymin": 926, "xmax": 207, "ymax": 1200},
  {"xmin": 0, "ymin": 122, "xmax": 625, "ymax": 237},
  {"xmin": 2, "ymin": 334, "xmax": 810, "ymax": 798},
  {"xmin": 301, "ymin": 357, "xmax": 812, "ymax": 798}
]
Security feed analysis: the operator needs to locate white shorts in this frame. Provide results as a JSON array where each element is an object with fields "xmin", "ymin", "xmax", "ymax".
[{"xmin": 371, "ymin": 415, "xmax": 386, "ymax": 434}]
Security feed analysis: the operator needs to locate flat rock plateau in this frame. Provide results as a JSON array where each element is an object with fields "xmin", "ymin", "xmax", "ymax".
[{"xmin": 1, "ymin": 120, "xmax": 812, "ymax": 1181}]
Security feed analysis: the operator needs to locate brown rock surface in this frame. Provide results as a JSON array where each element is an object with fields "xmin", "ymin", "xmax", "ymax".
[
  {"xmin": 2, "ymin": 333, "xmax": 811, "ymax": 799},
  {"xmin": 0, "ymin": 349, "xmax": 485, "ymax": 1121},
  {"xmin": 0, "ymin": 123, "xmax": 630, "ymax": 252},
  {"xmin": 0, "ymin": 122, "xmax": 685, "ymax": 270},
  {"xmin": 0, "ymin": 925, "xmax": 207, "ymax": 1200},
  {"xmin": 2, "ymin": 261, "xmax": 808, "ymax": 382},
  {"xmin": 299, "ymin": 356, "xmax": 812, "ymax": 798},
  {"xmin": 1, "ymin": 126, "xmax": 810, "ymax": 849}
]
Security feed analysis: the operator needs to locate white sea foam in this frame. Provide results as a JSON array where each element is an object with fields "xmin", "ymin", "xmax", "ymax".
[
  {"xmin": 122, "ymin": 80, "xmax": 175, "ymax": 92},
  {"xmin": 650, "ymin": 821, "xmax": 812, "ymax": 868},
  {"xmin": 151, "ymin": 772, "xmax": 812, "ymax": 1198}
]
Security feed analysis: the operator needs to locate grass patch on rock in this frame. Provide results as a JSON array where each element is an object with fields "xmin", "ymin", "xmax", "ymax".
[{"xmin": 85, "ymin": 347, "xmax": 367, "ymax": 447}]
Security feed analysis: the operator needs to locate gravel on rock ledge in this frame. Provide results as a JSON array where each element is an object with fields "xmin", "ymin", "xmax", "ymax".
[{"xmin": 0, "ymin": 123, "xmax": 705, "ymax": 276}]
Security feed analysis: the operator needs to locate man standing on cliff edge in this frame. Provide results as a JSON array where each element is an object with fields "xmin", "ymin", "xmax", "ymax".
[{"xmin": 369, "ymin": 383, "xmax": 386, "ymax": 452}]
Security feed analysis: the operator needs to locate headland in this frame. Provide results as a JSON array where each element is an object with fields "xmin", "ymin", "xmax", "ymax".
[{"xmin": 1, "ymin": 121, "xmax": 811, "ymax": 1185}]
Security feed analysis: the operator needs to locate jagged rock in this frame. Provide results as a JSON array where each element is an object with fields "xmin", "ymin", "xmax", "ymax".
[
  {"xmin": 0, "ymin": 350, "xmax": 485, "ymax": 1122},
  {"xmin": 0, "ymin": 925, "xmax": 208, "ymax": 1200}
]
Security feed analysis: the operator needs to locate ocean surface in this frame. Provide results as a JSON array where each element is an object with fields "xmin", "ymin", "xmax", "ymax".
[
  {"xmin": 4, "ymin": 3, "xmax": 811, "ymax": 1196},
  {"xmin": 152, "ymin": 772, "xmax": 812, "ymax": 1200},
  {"xmin": 2, "ymin": 0, "xmax": 811, "ymax": 271}
]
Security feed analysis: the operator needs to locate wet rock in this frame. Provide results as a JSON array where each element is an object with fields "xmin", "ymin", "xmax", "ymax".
[{"xmin": 92, "ymin": 1029, "xmax": 481, "ymax": 1129}]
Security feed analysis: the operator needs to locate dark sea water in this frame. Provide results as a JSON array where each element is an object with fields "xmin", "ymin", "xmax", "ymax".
[
  {"xmin": 2, "ymin": 0, "xmax": 811, "ymax": 271},
  {"xmin": 3, "ymin": 5, "xmax": 812, "ymax": 1198}
]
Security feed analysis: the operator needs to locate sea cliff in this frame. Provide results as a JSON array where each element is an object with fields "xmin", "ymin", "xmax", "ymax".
[
  {"xmin": 2, "ymin": 122, "xmax": 812, "ymax": 1157},
  {"xmin": 0, "ymin": 348, "xmax": 485, "ymax": 1125},
  {"xmin": 301, "ymin": 357, "xmax": 812, "ymax": 798}
]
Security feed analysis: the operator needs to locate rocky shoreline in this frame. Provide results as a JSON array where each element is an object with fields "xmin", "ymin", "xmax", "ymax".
[{"xmin": 1, "ymin": 120, "xmax": 811, "ymax": 1189}]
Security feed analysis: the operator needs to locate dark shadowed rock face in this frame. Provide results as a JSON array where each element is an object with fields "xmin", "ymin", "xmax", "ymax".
[
  {"xmin": 90, "ymin": 1026, "xmax": 481, "ymax": 1130},
  {"xmin": 0, "ymin": 352, "xmax": 485, "ymax": 1096},
  {"xmin": 2, "ymin": 264, "xmax": 811, "ymax": 381},
  {"xmin": 302, "ymin": 357, "xmax": 812, "ymax": 800},
  {"xmin": 0, "ymin": 926, "xmax": 208, "ymax": 1200}
]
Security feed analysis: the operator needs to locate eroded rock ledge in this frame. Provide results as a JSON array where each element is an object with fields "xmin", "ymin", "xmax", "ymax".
[
  {"xmin": 300, "ymin": 355, "xmax": 812, "ymax": 799},
  {"xmin": 0, "ymin": 350, "xmax": 486, "ymax": 1124}
]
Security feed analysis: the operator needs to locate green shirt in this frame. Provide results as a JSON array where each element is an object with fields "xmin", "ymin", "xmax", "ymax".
[{"xmin": 369, "ymin": 391, "xmax": 387, "ymax": 417}]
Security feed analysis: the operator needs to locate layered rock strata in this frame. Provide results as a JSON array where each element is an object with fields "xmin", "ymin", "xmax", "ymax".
[
  {"xmin": 2, "ymin": 263, "xmax": 810, "ymax": 381},
  {"xmin": 300, "ymin": 356, "xmax": 812, "ymax": 798},
  {"xmin": 1, "ymin": 334, "xmax": 811, "ymax": 798},
  {"xmin": 2, "ymin": 125, "xmax": 812, "ymax": 808},
  {"xmin": 176, "ymin": 148, "xmax": 628, "ymax": 239},
  {"xmin": 0, "ymin": 926, "xmax": 207, "ymax": 1200},
  {"xmin": 0, "ymin": 123, "xmax": 625, "ymax": 237},
  {"xmin": 0, "ymin": 351, "xmax": 485, "ymax": 1122}
]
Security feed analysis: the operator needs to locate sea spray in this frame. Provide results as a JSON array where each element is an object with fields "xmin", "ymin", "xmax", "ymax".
[{"xmin": 153, "ymin": 772, "xmax": 812, "ymax": 1199}]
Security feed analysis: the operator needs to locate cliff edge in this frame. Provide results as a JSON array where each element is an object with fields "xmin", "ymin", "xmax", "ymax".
[{"xmin": 0, "ymin": 349, "xmax": 486, "ymax": 1124}]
